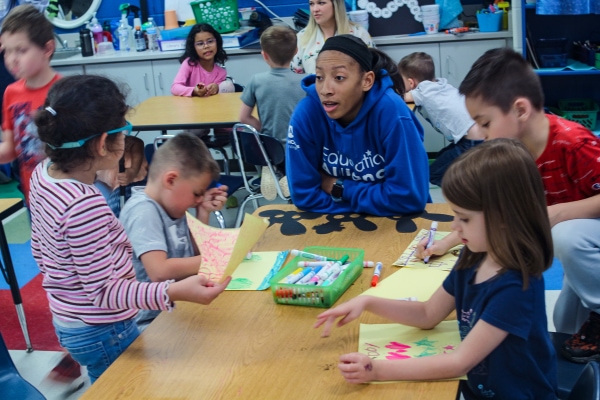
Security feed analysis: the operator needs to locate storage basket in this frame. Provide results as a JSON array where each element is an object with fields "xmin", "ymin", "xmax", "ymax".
[
  {"xmin": 558, "ymin": 99, "xmax": 599, "ymax": 130},
  {"xmin": 536, "ymin": 38, "xmax": 568, "ymax": 68},
  {"xmin": 476, "ymin": 11, "xmax": 503, "ymax": 32},
  {"xmin": 270, "ymin": 246, "xmax": 364, "ymax": 308},
  {"xmin": 190, "ymin": 0, "xmax": 240, "ymax": 34}
]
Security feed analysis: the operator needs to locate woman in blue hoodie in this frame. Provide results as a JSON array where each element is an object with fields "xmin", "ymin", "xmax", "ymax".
[{"xmin": 286, "ymin": 34, "xmax": 429, "ymax": 216}]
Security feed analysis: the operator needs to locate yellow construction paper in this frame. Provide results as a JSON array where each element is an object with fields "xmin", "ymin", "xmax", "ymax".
[
  {"xmin": 359, "ymin": 321, "xmax": 466, "ymax": 380},
  {"xmin": 393, "ymin": 229, "xmax": 463, "ymax": 271},
  {"xmin": 226, "ymin": 251, "xmax": 287, "ymax": 291},
  {"xmin": 360, "ymin": 268, "xmax": 449, "ymax": 301},
  {"xmin": 186, "ymin": 212, "xmax": 269, "ymax": 282}
]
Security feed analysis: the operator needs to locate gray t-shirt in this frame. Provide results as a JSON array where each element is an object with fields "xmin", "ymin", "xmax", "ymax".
[
  {"xmin": 119, "ymin": 187, "xmax": 195, "ymax": 329},
  {"xmin": 240, "ymin": 67, "xmax": 305, "ymax": 142},
  {"xmin": 410, "ymin": 78, "xmax": 475, "ymax": 143}
]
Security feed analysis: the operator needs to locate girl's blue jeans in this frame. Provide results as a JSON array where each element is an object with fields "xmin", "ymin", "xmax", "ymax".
[{"xmin": 54, "ymin": 319, "xmax": 140, "ymax": 383}]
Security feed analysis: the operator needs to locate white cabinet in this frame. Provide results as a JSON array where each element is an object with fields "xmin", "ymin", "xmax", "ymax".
[
  {"xmin": 439, "ymin": 39, "xmax": 506, "ymax": 88},
  {"xmin": 152, "ymin": 59, "xmax": 181, "ymax": 96},
  {"xmin": 84, "ymin": 62, "xmax": 155, "ymax": 106},
  {"xmin": 222, "ymin": 53, "xmax": 266, "ymax": 86},
  {"xmin": 54, "ymin": 65, "xmax": 84, "ymax": 76}
]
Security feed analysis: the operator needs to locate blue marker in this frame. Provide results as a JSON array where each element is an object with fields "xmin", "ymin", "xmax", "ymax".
[
  {"xmin": 409, "ymin": 31, "xmax": 427, "ymax": 36},
  {"xmin": 297, "ymin": 266, "xmax": 323, "ymax": 284}
]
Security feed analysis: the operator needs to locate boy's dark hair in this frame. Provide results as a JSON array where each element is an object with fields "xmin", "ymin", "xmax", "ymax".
[
  {"xmin": 260, "ymin": 26, "xmax": 297, "ymax": 66},
  {"xmin": 442, "ymin": 138, "xmax": 553, "ymax": 289},
  {"xmin": 459, "ymin": 48, "xmax": 544, "ymax": 113},
  {"xmin": 179, "ymin": 23, "xmax": 228, "ymax": 66},
  {"xmin": 35, "ymin": 75, "xmax": 129, "ymax": 173},
  {"xmin": 398, "ymin": 52, "xmax": 435, "ymax": 82},
  {"xmin": 1, "ymin": 4, "xmax": 54, "ymax": 52},
  {"xmin": 148, "ymin": 133, "xmax": 220, "ymax": 182},
  {"xmin": 371, "ymin": 48, "xmax": 405, "ymax": 96}
]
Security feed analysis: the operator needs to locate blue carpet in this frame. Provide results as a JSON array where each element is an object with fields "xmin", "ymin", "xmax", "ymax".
[{"xmin": 0, "ymin": 241, "xmax": 39, "ymax": 290}]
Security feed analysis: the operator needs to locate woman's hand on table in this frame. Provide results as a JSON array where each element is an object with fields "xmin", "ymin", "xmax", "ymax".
[{"xmin": 320, "ymin": 171, "xmax": 337, "ymax": 195}]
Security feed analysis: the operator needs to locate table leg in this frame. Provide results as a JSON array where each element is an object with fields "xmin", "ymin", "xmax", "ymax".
[{"xmin": 0, "ymin": 223, "xmax": 33, "ymax": 352}]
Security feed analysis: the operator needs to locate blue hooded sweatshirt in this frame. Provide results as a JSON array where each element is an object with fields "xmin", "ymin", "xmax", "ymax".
[{"xmin": 286, "ymin": 73, "xmax": 429, "ymax": 216}]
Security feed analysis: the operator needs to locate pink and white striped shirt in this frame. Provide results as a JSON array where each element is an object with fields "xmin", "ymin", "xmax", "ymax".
[{"xmin": 29, "ymin": 160, "xmax": 172, "ymax": 325}]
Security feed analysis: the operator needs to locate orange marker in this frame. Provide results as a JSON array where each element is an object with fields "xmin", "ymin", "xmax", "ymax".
[{"xmin": 371, "ymin": 262, "xmax": 383, "ymax": 287}]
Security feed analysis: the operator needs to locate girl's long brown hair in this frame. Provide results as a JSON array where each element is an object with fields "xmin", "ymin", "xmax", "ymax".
[{"xmin": 442, "ymin": 138, "xmax": 553, "ymax": 289}]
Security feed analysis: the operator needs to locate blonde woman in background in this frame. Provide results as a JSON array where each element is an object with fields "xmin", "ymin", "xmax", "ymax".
[{"xmin": 291, "ymin": 0, "xmax": 373, "ymax": 74}]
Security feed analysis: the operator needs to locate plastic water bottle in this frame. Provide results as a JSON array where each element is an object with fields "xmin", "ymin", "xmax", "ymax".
[
  {"xmin": 146, "ymin": 17, "xmax": 159, "ymax": 51},
  {"xmin": 117, "ymin": 15, "xmax": 130, "ymax": 52}
]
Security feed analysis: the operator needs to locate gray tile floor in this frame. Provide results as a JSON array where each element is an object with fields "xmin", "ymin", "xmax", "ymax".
[{"xmin": 9, "ymin": 185, "xmax": 559, "ymax": 399}]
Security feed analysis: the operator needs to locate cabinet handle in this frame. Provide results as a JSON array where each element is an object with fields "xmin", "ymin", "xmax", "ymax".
[
  {"xmin": 445, "ymin": 56, "xmax": 451, "ymax": 77},
  {"xmin": 158, "ymin": 72, "xmax": 163, "ymax": 90},
  {"xmin": 144, "ymin": 73, "xmax": 149, "ymax": 91}
]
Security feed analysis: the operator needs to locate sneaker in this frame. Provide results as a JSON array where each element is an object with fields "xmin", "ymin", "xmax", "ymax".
[
  {"xmin": 47, "ymin": 353, "xmax": 82, "ymax": 383},
  {"xmin": 279, "ymin": 176, "xmax": 290, "ymax": 198},
  {"xmin": 562, "ymin": 311, "xmax": 600, "ymax": 363},
  {"xmin": 260, "ymin": 166, "xmax": 277, "ymax": 201}
]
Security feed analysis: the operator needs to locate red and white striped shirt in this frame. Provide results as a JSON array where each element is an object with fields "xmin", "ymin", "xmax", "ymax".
[{"xmin": 29, "ymin": 160, "xmax": 172, "ymax": 325}]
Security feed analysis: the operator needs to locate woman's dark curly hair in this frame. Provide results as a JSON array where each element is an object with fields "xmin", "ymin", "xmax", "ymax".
[
  {"xmin": 179, "ymin": 23, "xmax": 228, "ymax": 66},
  {"xmin": 34, "ymin": 75, "xmax": 129, "ymax": 173}
]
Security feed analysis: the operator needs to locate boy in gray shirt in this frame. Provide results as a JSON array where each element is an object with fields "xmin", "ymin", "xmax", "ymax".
[
  {"xmin": 239, "ymin": 25, "xmax": 305, "ymax": 142},
  {"xmin": 399, "ymin": 52, "xmax": 484, "ymax": 187}
]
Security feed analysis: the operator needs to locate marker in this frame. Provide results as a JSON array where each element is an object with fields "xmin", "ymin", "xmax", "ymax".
[
  {"xmin": 371, "ymin": 262, "xmax": 383, "ymax": 287},
  {"xmin": 291, "ymin": 249, "xmax": 336, "ymax": 262},
  {"xmin": 311, "ymin": 255, "xmax": 349, "ymax": 285},
  {"xmin": 297, "ymin": 266, "xmax": 323, "ymax": 284},
  {"xmin": 409, "ymin": 31, "xmax": 427, "ymax": 36},
  {"xmin": 363, "ymin": 261, "xmax": 375, "ymax": 268},
  {"xmin": 298, "ymin": 260, "xmax": 374, "ymax": 268},
  {"xmin": 286, "ymin": 267, "xmax": 311, "ymax": 284},
  {"xmin": 423, "ymin": 221, "xmax": 438, "ymax": 264}
]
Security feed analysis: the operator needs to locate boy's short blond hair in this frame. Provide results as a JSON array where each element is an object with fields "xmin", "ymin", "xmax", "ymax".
[
  {"xmin": 260, "ymin": 26, "xmax": 298, "ymax": 66},
  {"xmin": 148, "ymin": 133, "xmax": 220, "ymax": 182},
  {"xmin": 398, "ymin": 52, "xmax": 435, "ymax": 83},
  {"xmin": 1, "ymin": 4, "xmax": 54, "ymax": 51}
]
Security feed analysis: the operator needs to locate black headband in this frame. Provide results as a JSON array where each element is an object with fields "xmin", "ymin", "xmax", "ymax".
[{"xmin": 320, "ymin": 34, "xmax": 373, "ymax": 72}]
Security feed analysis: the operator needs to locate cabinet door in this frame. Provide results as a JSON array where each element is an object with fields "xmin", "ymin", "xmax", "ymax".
[
  {"xmin": 84, "ymin": 62, "xmax": 155, "ymax": 106},
  {"xmin": 54, "ymin": 65, "xmax": 84, "ymax": 76},
  {"xmin": 377, "ymin": 43, "xmax": 445, "ymax": 155},
  {"xmin": 152, "ymin": 59, "xmax": 181, "ymax": 96},
  {"xmin": 439, "ymin": 39, "xmax": 506, "ymax": 88}
]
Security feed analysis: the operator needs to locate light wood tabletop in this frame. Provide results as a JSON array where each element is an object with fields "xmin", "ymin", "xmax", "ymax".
[
  {"xmin": 81, "ymin": 203, "xmax": 459, "ymax": 400},
  {"xmin": 128, "ymin": 93, "xmax": 248, "ymax": 131}
]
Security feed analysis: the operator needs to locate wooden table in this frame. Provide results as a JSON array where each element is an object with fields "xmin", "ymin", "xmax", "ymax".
[
  {"xmin": 81, "ymin": 204, "xmax": 458, "ymax": 400},
  {"xmin": 128, "ymin": 93, "xmax": 248, "ymax": 131},
  {"xmin": 0, "ymin": 198, "xmax": 32, "ymax": 352}
]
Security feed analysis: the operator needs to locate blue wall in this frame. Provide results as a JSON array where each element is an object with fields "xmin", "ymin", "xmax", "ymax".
[{"xmin": 62, "ymin": 0, "xmax": 484, "ymax": 33}]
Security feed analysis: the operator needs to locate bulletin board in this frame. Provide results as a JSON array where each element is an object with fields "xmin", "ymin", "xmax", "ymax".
[{"xmin": 357, "ymin": 0, "xmax": 436, "ymax": 37}]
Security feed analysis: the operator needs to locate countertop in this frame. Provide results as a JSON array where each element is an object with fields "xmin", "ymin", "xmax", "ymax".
[{"xmin": 51, "ymin": 30, "xmax": 512, "ymax": 67}]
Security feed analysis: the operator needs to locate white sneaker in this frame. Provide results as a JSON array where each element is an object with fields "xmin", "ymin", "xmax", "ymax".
[
  {"xmin": 279, "ymin": 176, "xmax": 290, "ymax": 198},
  {"xmin": 260, "ymin": 166, "xmax": 277, "ymax": 200}
]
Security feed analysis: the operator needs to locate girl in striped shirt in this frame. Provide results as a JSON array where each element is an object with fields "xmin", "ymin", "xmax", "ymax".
[{"xmin": 28, "ymin": 75, "xmax": 232, "ymax": 383}]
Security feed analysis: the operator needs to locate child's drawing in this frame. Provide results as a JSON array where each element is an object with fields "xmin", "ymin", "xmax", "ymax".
[{"xmin": 393, "ymin": 229, "xmax": 463, "ymax": 271}]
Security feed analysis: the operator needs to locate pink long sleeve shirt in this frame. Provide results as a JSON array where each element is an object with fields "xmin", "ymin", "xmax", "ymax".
[{"xmin": 171, "ymin": 58, "xmax": 227, "ymax": 97}]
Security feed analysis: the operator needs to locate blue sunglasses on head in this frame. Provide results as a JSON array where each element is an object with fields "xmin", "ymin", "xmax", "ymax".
[{"xmin": 47, "ymin": 121, "xmax": 133, "ymax": 150}]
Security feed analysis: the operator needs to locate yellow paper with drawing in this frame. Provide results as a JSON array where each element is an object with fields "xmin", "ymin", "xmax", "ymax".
[
  {"xmin": 186, "ymin": 212, "xmax": 269, "ymax": 282},
  {"xmin": 227, "ymin": 251, "xmax": 288, "ymax": 291},
  {"xmin": 393, "ymin": 229, "xmax": 463, "ymax": 271},
  {"xmin": 359, "ymin": 321, "xmax": 466, "ymax": 380},
  {"xmin": 361, "ymin": 268, "xmax": 448, "ymax": 301}
]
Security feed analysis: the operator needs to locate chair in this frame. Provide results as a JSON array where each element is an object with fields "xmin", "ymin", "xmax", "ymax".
[
  {"xmin": 152, "ymin": 135, "xmax": 244, "ymax": 229},
  {"xmin": 0, "ymin": 333, "xmax": 46, "ymax": 399},
  {"xmin": 230, "ymin": 123, "xmax": 291, "ymax": 227},
  {"xmin": 551, "ymin": 332, "xmax": 600, "ymax": 400},
  {"xmin": 198, "ymin": 77, "xmax": 245, "ymax": 175}
]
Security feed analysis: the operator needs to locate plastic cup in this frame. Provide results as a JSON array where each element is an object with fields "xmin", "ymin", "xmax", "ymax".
[
  {"xmin": 164, "ymin": 10, "xmax": 178, "ymax": 30},
  {"xmin": 348, "ymin": 10, "xmax": 369, "ymax": 31},
  {"xmin": 420, "ymin": 4, "xmax": 440, "ymax": 15},
  {"xmin": 422, "ymin": 14, "xmax": 440, "ymax": 34}
]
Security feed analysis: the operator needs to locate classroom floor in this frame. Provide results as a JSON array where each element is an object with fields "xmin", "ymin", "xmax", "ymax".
[{"xmin": 8, "ymin": 185, "xmax": 561, "ymax": 400}]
